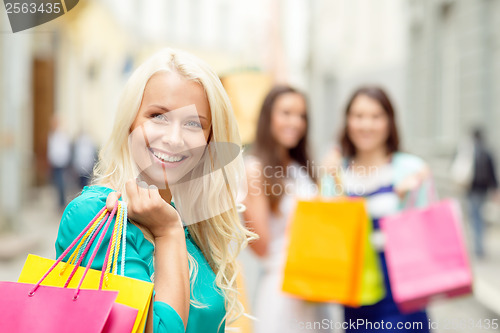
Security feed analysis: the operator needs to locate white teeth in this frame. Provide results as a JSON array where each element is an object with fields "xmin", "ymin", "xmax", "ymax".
[{"xmin": 152, "ymin": 151, "xmax": 183, "ymax": 163}]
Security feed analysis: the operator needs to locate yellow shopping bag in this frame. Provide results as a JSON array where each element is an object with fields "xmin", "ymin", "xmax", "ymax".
[{"xmin": 282, "ymin": 197, "xmax": 382, "ymax": 306}]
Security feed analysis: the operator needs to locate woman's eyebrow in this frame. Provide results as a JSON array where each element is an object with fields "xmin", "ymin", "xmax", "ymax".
[
  {"xmin": 149, "ymin": 104, "xmax": 171, "ymax": 112},
  {"xmin": 187, "ymin": 115, "xmax": 209, "ymax": 122}
]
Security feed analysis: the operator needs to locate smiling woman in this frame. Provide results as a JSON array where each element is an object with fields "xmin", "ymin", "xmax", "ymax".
[
  {"xmin": 129, "ymin": 73, "xmax": 211, "ymax": 186},
  {"xmin": 55, "ymin": 48, "xmax": 257, "ymax": 333},
  {"xmin": 323, "ymin": 86, "xmax": 433, "ymax": 333}
]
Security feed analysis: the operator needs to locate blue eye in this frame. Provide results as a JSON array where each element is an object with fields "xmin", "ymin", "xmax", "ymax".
[
  {"xmin": 152, "ymin": 113, "xmax": 167, "ymax": 121},
  {"xmin": 186, "ymin": 120, "xmax": 202, "ymax": 128}
]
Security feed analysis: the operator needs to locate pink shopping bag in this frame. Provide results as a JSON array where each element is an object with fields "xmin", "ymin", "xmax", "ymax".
[
  {"xmin": 0, "ymin": 281, "xmax": 118, "ymax": 333},
  {"xmin": 103, "ymin": 303, "xmax": 138, "ymax": 333},
  {"xmin": 380, "ymin": 192, "xmax": 472, "ymax": 313}
]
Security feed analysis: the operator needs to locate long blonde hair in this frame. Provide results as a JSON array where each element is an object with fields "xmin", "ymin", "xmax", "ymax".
[{"xmin": 92, "ymin": 48, "xmax": 257, "ymax": 327}]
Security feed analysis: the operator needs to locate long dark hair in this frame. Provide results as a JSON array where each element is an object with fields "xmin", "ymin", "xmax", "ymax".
[
  {"xmin": 340, "ymin": 86, "xmax": 400, "ymax": 157},
  {"xmin": 252, "ymin": 85, "xmax": 315, "ymax": 213}
]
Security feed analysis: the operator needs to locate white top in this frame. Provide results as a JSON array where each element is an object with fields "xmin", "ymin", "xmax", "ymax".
[
  {"xmin": 47, "ymin": 130, "xmax": 71, "ymax": 168},
  {"xmin": 342, "ymin": 163, "xmax": 400, "ymax": 220},
  {"xmin": 72, "ymin": 134, "xmax": 96, "ymax": 175},
  {"xmin": 246, "ymin": 156, "xmax": 317, "ymax": 271}
]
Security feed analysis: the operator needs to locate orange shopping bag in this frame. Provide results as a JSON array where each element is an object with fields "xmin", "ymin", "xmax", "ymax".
[{"xmin": 282, "ymin": 197, "xmax": 371, "ymax": 306}]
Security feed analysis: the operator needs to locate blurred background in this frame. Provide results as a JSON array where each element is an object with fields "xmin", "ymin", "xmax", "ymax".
[{"xmin": 1, "ymin": 0, "xmax": 499, "ymax": 331}]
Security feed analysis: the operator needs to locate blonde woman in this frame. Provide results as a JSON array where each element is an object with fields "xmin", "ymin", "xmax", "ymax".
[{"xmin": 55, "ymin": 48, "xmax": 256, "ymax": 332}]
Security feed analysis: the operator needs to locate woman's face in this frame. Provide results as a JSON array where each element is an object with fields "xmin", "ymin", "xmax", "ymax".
[
  {"xmin": 347, "ymin": 94, "xmax": 390, "ymax": 154},
  {"xmin": 129, "ymin": 71, "xmax": 211, "ymax": 187},
  {"xmin": 270, "ymin": 92, "xmax": 307, "ymax": 149}
]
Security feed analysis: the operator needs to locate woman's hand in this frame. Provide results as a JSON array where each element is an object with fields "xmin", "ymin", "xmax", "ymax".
[
  {"xmin": 106, "ymin": 179, "xmax": 182, "ymax": 239},
  {"xmin": 107, "ymin": 181, "xmax": 190, "ymax": 329},
  {"xmin": 394, "ymin": 165, "xmax": 431, "ymax": 199}
]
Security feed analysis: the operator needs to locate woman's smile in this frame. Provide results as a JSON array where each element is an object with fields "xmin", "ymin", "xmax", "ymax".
[{"xmin": 149, "ymin": 147, "xmax": 189, "ymax": 167}]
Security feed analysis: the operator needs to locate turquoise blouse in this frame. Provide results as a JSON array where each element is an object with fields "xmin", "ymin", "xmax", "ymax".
[{"xmin": 55, "ymin": 185, "xmax": 226, "ymax": 333}]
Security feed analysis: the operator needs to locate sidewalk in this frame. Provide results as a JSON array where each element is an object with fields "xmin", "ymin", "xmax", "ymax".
[
  {"xmin": 427, "ymin": 221, "xmax": 500, "ymax": 331},
  {"xmin": 0, "ymin": 186, "xmax": 64, "ymax": 281},
  {"xmin": 471, "ymin": 222, "xmax": 500, "ymax": 316}
]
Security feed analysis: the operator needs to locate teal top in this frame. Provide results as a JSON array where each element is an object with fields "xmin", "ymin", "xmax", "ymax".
[{"xmin": 55, "ymin": 185, "xmax": 226, "ymax": 333}]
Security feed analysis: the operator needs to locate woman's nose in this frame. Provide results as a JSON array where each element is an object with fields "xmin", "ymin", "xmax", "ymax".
[
  {"xmin": 162, "ymin": 124, "xmax": 184, "ymax": 148},
  {"xmin": 359, "ymin": 116, "xmax": 375, "ymax": 129},
  {"xmin": 291, "ymin": 114, "xmax": 304, "ymax": 128}
]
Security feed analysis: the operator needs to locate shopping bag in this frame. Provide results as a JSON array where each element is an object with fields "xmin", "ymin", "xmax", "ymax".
[
  {"xmin": 322, "ymin": 173, "xmax": 385, "ymax": 305},
  {"xmin": 103, "ymin": 303, "xmax": 139, "ymax": 333},
  {"xmin": 380, "ymin": 184, "xmax": 472, "ymax": 313},
  {"xmin": 359, "ymin": 215, "xmax": 386, "ymax": 305},
  {"xmin": 282, "ymin": 197, "xmax": 383, "ymax": 306},
  {"xmin": 282, "ymin": 172, "xmax": 385, "ymax": 306},
  {"xmin": 0, "ymin": 281, "xmax": 118, "ymax": 333},
  {"xmin": 1, "ymin": 203, "xmax": 127, "ymax": 332},
  {"xmin": 18, "ymin": 202, "xmax": 153, "ymax": 333}
]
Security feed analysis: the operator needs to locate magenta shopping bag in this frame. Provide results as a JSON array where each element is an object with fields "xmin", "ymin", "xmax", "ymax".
[
  {"xmin": 0, "ymin": 281, "xmax": 118, "ymax": 333},
  {"xmin": 380, "ymin": 194, "xmax": 472, "ymax": 313},
  {"xmin": 103, "ymin": 303, "xmax": 138, "ymax": 333}
]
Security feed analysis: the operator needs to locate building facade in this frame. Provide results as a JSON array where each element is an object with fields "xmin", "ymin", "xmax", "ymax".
[{"xmin": 406, "ymin": 0, "xmax": 500, "ymax": 161}]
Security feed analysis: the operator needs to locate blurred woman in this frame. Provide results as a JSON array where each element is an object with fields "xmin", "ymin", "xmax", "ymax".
[
  {"xmin": 243, "ymin": 85, "xmax": 334, "ymax": 333},
  {"xmin": 323, "ymin": 86, "xmax": 432, "ymax": 332}
]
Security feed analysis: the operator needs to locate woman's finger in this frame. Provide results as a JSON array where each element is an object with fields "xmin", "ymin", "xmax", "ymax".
[
  {"xmin": 126, "ymin": 179, "xmax": 139, "ymax": 203},
  {"xmin": 137, "ymin": 180, "xmax": 150, "ymax": 199},
  {"xmin": 148, "ymin": 184, "xmax": 160, "ymax": 199},
  {"xmin": 106, "ymin": 191, "xmax": 121, "ymax": 212}
]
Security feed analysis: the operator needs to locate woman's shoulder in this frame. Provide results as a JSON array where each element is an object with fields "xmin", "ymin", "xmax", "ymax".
[
  {"xmin": 392, "ymin": 151, "xmax": 428, "ymax": 181},
  {"xmin": 56, "ymin": 185, "xmax": 120, "ymax": 254},
  {"xmin": 79, "ymin": 184, "xmax": 114, "ymax": 199},
  {"xmin": 243, "ymin": 154, "xmax": 264, "ymax": 179},
  {"xmin": 392, "ymin": 152, "xmax": 426, "ymax": 169},
  {"xmin": 62, "ymin": 185, "xmax": 114, "ymax": 220},
  {"xmin": 244, "ymin": 154, "xmax": 263, "ymax": 168}
]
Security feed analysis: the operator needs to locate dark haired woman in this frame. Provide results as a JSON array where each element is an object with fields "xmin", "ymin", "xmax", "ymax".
[
  {"xmin": 243, "ymin": 85, "xmax": 334, "ymax": 333},
  {"xmin": 323, "ymin": 86, "xmax": 432, "ymax": 332}
]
